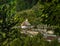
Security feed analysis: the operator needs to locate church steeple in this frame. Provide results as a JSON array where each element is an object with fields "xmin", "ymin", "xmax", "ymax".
[
  {"xmin": 21, "ymin": 19, "xmax": 31, "ymax": 29},
  {"xmin": 26, "ymin": 19, "xmax": 28, "ymax": 21}
]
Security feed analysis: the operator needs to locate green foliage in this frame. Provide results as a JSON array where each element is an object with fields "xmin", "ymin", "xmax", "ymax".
[
  {"xmin": 10, "ymin": 38, "xmax": 22, "ymax": 46},
  {"xmin": 54, "ymin": 27, "xmax": 60, "ymax": 35},
  {"xmin": 16, "ymin": 0, "xmax": 39, "ymax": 11},
  {"xmin": 0, "ymin": 0, "xmax": 20, "ymax": 45},
  {"xmin": 9, "ymin": 34, "xmax": 60, "ymax": 46},
  {"xmin": 39, "ymin": 0, "xmax": 60, "ymax": 26},
  {"xmin": 17, "ymin": 0, "xmax": 60, "ymax": 26},
  {"xmin": 0, "ymin": 0, "xmax": 60, "ymax": 46}
]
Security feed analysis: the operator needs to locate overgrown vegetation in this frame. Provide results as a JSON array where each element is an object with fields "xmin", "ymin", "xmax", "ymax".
[{"xmin": 0, "ymin": 0, "xmax": 60, "ymax": 46}]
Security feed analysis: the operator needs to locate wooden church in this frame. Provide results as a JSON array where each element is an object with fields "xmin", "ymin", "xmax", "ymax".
[{"xmin": 21, "ymin": 19, "xmax": 33, "ymax": 29}]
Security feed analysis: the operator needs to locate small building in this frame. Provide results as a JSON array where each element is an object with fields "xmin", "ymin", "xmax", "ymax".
[
  {"xmin": 44, "ymin": 34, "xmax": 57, "ymax": 42},
  {"xmin": 21, "ymin": 19, "xmax": 33, "ymax": 29},
  {"xmin": 47, "ymin": 31, "xmax": 54, "ymax": 34}
]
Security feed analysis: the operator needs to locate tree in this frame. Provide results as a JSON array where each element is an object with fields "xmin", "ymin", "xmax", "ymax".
[
  {"xmin": 40, "ymin": 0, "xmax": 60, "ymax": 26},
  {"xmin": 0, "ymin": 0, "xmax": 19, "ymax": 45},
  {"xmin": 16, "ymin": 0, "xmax": 39, "ymax": 11}
]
